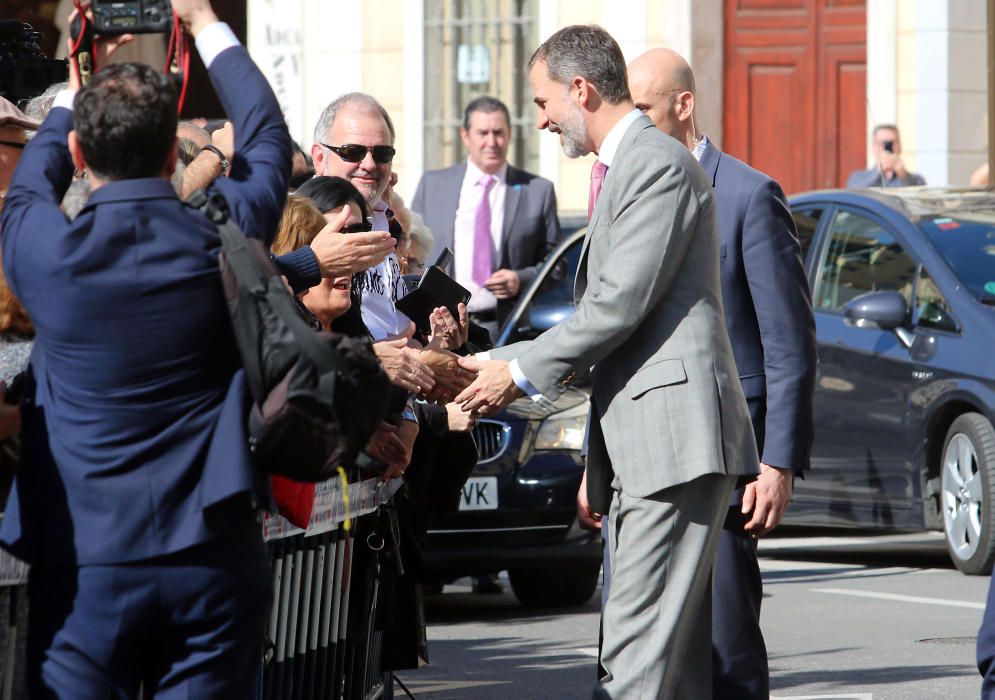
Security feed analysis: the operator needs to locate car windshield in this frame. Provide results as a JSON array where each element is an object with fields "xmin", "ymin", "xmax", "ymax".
[{"xmin": 918, "ymin": 214, "xmax": 995, "ymax": 303}]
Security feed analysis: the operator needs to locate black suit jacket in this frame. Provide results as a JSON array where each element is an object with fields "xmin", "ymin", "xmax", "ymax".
[{"xmin": 700, "ymin": 140, "xmax": 817, "ymax": 471}]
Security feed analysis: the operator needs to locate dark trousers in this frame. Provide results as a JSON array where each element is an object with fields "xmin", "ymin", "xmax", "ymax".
[
  {"xmin": 711, "ymin": 396, "xmax": 769, "ymax": 700},
  {"xmin": 27, "ymin": 527, "xmax": 271, "ymax": 699},
  {"xmin": 977, "ymin": 569, "xmax": 995, "ymax": 698}
]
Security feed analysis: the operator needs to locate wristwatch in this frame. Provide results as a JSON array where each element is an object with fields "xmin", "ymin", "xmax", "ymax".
[{"xmin": 201, "ymin": 144, "xmax": 230, "ymax": 173}]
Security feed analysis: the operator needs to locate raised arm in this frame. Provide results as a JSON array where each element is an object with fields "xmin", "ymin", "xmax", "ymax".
[{"xmin": 176, "ymin": 1, "xmax": 292, "ymax": 243}]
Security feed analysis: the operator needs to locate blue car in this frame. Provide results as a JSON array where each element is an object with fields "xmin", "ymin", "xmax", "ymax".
[{"xmin": 787, "ymin": 187, "xmax": 995, "ymax": 574}]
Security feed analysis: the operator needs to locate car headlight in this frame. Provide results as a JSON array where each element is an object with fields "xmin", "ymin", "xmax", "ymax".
[{"xmin": 533, "ymin": 401, "xmax": 588, "ymax": 452}]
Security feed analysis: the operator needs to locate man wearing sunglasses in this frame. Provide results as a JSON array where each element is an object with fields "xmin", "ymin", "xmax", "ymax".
[{"xmin": 311, "ymin": 93, "xmax": 406, "ymax": 341}]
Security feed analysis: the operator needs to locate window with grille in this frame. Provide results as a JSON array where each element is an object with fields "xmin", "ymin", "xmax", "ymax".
[{"xmin": 423, "ymin": 0, "xmax": 538, "ymax": 173}]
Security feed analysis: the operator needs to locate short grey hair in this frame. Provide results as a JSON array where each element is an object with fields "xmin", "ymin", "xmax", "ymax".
[
  {"xmin": 312, "ymin": 92, "xmax": 396, "ymax": 146},
  {"xmin": 406, "ymin": 211, "xmax": 435, "ymax": 256},
  {"xmin": 24, "ymin": 82, "xmax": 68, "ymax": 123},
  {"xmin": 529, "ymin": 25, "xmax": 631, "ymax": 105}
]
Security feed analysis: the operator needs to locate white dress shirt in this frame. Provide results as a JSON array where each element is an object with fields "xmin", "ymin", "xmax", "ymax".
[{"xmin": 454, "ymin": 160, "xmax": 508, "ymax": 313}]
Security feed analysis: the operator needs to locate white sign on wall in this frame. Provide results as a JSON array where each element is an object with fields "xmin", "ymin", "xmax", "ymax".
[{"xmin": 247, "ymin": 0, "xmax": 304, "ymax": 143}]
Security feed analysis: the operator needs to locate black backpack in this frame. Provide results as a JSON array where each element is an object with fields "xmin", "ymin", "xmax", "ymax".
[{"xmin": 188, "ymin": 190, "xmax": 390, "ymax": 482}]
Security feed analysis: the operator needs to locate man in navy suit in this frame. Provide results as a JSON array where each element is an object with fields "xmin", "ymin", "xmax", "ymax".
[
  {"xmin": 622, "ymin": 48, "xmax": 817, "ymax": 699},
  {"xmin": 0, "ymin": 1, "xmax": 291, "ymax": 695},
  {"xmin": 411, "ymin": 96, "xmax": 561, "ymax": 339}
]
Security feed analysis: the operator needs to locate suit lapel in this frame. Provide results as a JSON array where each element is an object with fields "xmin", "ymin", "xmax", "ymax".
[
  {"xmin": 574, "ymin": 116, "xmax": 653, "ymax": 297},
  {"xmin": 436, "ymin": 164, "xmax": 465, "ymax": 272},
  {"xmin": 500, "ymin": 166, "xmax": 523, "ymax": 267},
  {"xmin": 699, "ymin": 138, "xmax": 721, "ymax": 187}
]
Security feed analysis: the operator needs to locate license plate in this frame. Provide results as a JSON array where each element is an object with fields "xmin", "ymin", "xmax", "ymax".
[{"xmin": 459, "ymin": 476, "xmax": 498, "ymax": 511}]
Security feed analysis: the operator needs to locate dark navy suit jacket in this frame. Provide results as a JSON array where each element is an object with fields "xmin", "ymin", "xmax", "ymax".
[
  {"xmin": 699, "ymin": 140, "xmax": 816, "ymax": 471},
  {"xmin": 0, "ymin": 45, "xmax": 292, "ymax": 567}
]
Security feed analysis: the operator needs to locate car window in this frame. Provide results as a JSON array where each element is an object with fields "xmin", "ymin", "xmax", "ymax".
[
  {"xmin": 917, "ymin": 215, "xmax": 995, "ymax": 303},
  {"xmin": 791, "ymin": 207, "xmax": 823, "ymax": 264},
  {"xmin": 501, "ymin": 235, "xmax": 584, "ymax": 344},
  {"xmin": 913, "ymin": 266, "xmax": 959, "ymax": 333},
  {"xmin": 813, "ymin": 210, "xmax": 917, "ymax": 313}
]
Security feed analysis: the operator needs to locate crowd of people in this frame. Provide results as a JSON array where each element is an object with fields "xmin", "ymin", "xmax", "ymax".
[{"xmin": 0, "ymin": 1, "xmax": 978, "ymax": 698}]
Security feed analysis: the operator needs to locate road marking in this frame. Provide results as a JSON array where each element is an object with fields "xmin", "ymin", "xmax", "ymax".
[
  {"xmin": 812, "ymin": 587, "xmax": 984, "ymax": 610},
  {"xmin": 398, "ymin": 680, "xmax": 511, "ymax": 694},
  {"xmin": 771, "ymin": 694, "xmax": 873, "ymax": 700}
]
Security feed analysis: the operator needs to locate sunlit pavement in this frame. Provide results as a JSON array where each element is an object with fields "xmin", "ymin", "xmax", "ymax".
[{"xmin": 395, "ymin": 528, "xmax": 987, "ymax": 699}]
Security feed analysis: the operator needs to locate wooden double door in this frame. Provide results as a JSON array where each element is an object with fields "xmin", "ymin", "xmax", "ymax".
[{"xmin": 723, "ymin": 0, "xmax": 867, "ymax": 194}]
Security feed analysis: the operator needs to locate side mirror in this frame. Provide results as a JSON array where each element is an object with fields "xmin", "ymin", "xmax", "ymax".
[
  {"xmin": 844, "ymin": 291, "xmax": 909, "ymax": 330},
  {"xmin": 844, "ymin": 290, "xmax": 915, "ymax": 348}
]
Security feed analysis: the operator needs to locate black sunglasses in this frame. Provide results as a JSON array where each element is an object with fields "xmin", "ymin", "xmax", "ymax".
[
  {"xmin": 321, "ymin": 143, "xmax": 395, "ymax": 164},
  {"xmin": 341, "ymin": 221, "xmax": 373, "ymax": 234}
]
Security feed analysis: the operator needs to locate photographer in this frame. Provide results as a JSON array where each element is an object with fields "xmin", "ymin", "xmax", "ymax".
[
  {"xmin": 847, "ymin": 124, "xmax": 926, "ymax": 188},
  {"xmin": 0, "ymin": 0, "xmax": 291, "ymax": 695}
]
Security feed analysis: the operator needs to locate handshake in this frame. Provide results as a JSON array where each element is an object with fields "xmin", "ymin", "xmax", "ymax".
[{"xmin": 371, "ymin": 304, "xmax": 477, "ymax": 403}]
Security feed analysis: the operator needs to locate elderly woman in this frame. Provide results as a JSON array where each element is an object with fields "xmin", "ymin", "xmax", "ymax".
[{"xmin": 275, "ymin": 179, "xmax": 419, "ymax": 480}]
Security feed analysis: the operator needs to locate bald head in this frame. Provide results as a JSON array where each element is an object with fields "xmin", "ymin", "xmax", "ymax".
[{"xmin": 628, "ymin": 48, "xmax": 697, "ymax": 149}]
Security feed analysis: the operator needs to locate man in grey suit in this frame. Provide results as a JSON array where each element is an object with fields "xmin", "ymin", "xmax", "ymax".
[
  {"xmin": 456, "ymin": 25, "xmax": 758, "ymax": 699},
  {"xmin": 411, "ymin": 96, "xmax": 561, "ymax": 339}
]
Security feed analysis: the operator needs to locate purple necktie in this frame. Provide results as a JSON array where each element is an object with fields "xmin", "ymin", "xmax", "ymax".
[
  {"xmin": 473, "ymin": 174, "xmax": 496, "ymax": 287},
  {"xmin": 588, "ymin": 159, "xmax": 608, "ymax": 221}
]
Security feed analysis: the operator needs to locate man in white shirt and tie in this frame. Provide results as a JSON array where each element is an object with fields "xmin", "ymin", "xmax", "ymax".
[{"xmin": 412, "ymin": 96, "xmax": 561, "ymax": 341}]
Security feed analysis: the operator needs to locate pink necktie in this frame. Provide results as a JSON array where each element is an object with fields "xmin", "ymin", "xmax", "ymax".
[
  {"xmin": 473, "ymin": 175, "xmax": 496, "ymax": 287},
  {"xmin": 588, "ymin": 159, "xmax": 608, "ymax": 221}
]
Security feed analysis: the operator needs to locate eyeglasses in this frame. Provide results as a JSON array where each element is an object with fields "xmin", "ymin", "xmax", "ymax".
[
  {"xmin": 321, "ymin": 143, "xmax": 395, "ymax": 164},
  {"xmin": 0, "ymin": 140, "xmax": 26, "ymax": 150},
  {"xmin": 341, "ymin": 221, "xmax": 373, "ymax": 234}
]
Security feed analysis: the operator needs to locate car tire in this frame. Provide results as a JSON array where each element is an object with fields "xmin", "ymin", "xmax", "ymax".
[
  {"xmin": 508, "ymin": 563, "xmax": 600, "ymax": 608},
  {"xmin": 941, "ymin": 412, "xmax": 995, "ymax": 575}
]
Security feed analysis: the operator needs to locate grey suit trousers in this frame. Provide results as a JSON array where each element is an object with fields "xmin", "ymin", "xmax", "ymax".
[{"xmin": 596, "ymin": 473, "xmax": 737, "ymax": 700}]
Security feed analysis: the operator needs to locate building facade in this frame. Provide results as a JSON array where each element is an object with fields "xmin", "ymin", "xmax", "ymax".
[{"xmin": 240, "ymin": 0, "xmax": 987, "ymax": 213}]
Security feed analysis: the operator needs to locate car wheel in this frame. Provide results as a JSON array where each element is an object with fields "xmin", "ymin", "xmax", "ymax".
[
  {"xmin": 508, "ymin": 563, "xmax": 600, "ymax": 608},
  {"xmin": 941, "ymin": 413, "xmax": 995, "ymax": 575}
]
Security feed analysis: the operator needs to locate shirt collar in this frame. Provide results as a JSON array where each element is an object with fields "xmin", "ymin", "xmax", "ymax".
[
  {"xmin": 691, "ymin": 134, "xmax": 709, "ymax": 162},
  {"xmin": 596, "ymin": 108, "xmax": 642, "ymax": 168},
  {"xmin": 465, "ymin": 159, "xmax": 507, "ymax": 186}
]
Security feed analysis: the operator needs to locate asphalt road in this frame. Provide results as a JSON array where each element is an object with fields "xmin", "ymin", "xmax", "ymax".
[{"xmin": 395, "ymin": 528, "xmax": 990, "ymax": 699}]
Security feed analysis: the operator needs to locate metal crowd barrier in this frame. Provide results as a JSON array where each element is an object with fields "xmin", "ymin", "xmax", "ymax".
[{"xmin": 262, "ymin": 477, "xmax": 402, "ymax": 700}]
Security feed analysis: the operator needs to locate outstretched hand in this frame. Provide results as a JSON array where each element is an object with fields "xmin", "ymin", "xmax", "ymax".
[
  {"xmin": 454, "ymin": 356, "xmax": 523, "ymax": 414},
  {"xmin": 309, "ymin": 210, "xmax": 396, "ymax": 279},
  {"xmin": 428, "ymin": 304, "xmax": 469, "ymax": 351}
]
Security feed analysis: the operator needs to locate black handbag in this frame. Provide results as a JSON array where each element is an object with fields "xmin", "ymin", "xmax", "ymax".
[{"xmin": 187, "ymin": 190, "xmax": 390, "ymax": 482}]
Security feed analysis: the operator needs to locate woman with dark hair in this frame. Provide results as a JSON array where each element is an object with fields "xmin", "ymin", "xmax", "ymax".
[
  {"xmin": 294, "ymin": 176, "xmax": 370, "ymax": 224},
  {"xmin": 293, "ymin": 177, "xmax": 375, "ymax": 338}
]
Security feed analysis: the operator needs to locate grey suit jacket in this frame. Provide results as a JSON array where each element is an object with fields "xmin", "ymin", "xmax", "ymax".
[
  {"xmin": 490, "ymin": 116, "xmax": 758, "ymax": 503},
  {"xmin": 410, "ymin": 163, "xmax": 561, "ymax": 313}
]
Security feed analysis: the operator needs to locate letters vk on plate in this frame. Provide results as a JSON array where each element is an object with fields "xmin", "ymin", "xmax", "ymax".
[{"xmin": 459, "ymin": 476, "xmax": 498, "ymax": 511}]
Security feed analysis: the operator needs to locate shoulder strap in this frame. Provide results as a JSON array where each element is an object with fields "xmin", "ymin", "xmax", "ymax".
[{"xmin": 187, "ymin": 190, "xmax": 349, "ymax": 398}]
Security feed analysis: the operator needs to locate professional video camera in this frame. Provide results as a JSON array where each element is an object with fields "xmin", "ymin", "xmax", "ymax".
[
  {"xmin": 91, "ymin": 0, "xmax": 173, "ymax": 36},
  {"xmin": 0, "ymin": 21, "xmax": 67, "ymax": 106}
]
